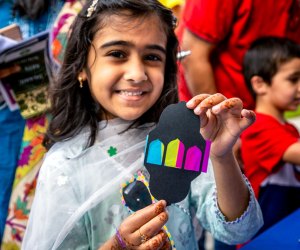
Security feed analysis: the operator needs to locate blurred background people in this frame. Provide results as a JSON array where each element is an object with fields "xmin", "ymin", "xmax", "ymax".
[{"xmin": 177, "ymin": 0, "xmax": 300, "ymax": 110}]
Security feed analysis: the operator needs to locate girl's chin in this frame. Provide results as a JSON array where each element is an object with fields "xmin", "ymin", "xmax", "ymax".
[
  {"xmin": 110, "ymin": 110, "xmax": 144, "ymax": 121},
  {"xmin": 118, "ymin": 114, "xmax": 143, "ymax": 121}
]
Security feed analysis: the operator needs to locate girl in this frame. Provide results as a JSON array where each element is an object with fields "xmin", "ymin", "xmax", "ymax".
[{"xmin": 22, "ymin": 0, "xmax": 263, "ymax": 249}]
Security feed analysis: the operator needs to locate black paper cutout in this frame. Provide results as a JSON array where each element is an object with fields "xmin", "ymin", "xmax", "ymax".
[{"xmin": 144, "ymin": 102, "xmax": 211, "ymax": 205}]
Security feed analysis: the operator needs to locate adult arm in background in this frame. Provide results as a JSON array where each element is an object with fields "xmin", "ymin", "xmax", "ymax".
[{"xmin": 181, "ymin": 29, "xmax": 217, "ymax": 96}]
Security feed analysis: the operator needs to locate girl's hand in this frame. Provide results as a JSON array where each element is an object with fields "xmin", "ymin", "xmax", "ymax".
[
  {"xmin": 186, "ymin": 93, "xmax": 256, "ymax": 158},
  {"xmin": 102, "ymin": 200, "xmax": 171, "ymax": 249}
]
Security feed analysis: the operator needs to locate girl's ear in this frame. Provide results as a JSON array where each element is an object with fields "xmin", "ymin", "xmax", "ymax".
[{"xmin": 251, "ymin": 76, "xmax": 268, "ymax": 95}]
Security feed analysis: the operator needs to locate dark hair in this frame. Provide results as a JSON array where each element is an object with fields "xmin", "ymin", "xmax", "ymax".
[
  {"xmin": 44, "ymin": 0, "xmax": 179, "ymax": 149},
  {"xmin": 243, "ymin": 36, "xmax": 300, "ymax": 99},
  {"xmin": 12, "ymin": 0, "xmax": 48, "ymax": 20}
]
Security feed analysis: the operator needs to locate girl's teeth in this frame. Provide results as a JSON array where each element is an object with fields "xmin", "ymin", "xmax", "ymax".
[{"xmin": 120, "ymin": 90, "xmax": 143, "ymax": 96}]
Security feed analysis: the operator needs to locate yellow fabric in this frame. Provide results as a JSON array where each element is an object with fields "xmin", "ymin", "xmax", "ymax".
[{"xmin": 159, "ymin": 0, "xmax": 184, "ymax": 9}]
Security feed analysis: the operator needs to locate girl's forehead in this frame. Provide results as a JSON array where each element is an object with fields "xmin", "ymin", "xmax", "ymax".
[
  {"xmin": 103, "ymin": 11, "xmax": 162, "ymax": 27},
  {"xmin": 94, "ymin": 14, "xmax": 167, "ymax": 45},
  {"xmin": 94, "ymin": 13, "xmax": 166, "ymax": 42}
]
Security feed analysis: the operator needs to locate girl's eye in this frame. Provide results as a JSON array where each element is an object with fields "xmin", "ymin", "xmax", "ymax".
[
  {"xmin": 145, "ymin": 54, "xmax": 162, "ymax": 62},
  {"xmin": 107, "ymin": 51, "xmax": 126, "ymax": 59},
  {"xmin": 288, "ymin": 76, "xmax": 300, "ymax": 84}
]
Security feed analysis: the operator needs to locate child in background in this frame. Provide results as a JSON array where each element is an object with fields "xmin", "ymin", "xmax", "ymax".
[
  {"xmin": 241, "ymin": 36, "xmax": 300, "ymax": 235},
  {"xmin": 22, "ymin": 0, "xmax": 263, "ymax": 249}
]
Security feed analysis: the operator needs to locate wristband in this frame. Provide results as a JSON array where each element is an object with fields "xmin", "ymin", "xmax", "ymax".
[{"xmin": 115, "ymin": 229, "xmax": 127, "ymax": 249}]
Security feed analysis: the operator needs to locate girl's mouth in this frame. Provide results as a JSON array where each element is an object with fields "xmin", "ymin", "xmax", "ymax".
[{"xmin": 117, "ymin": 90, "xmax": 144, "ymax": 96}]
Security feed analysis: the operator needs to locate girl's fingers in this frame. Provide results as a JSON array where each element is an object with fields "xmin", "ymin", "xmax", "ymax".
[
  {"xmin": 187, "ymin": 94, "xmax": 228, "ymax": 129},
  {"xmin": 132, "ymin": 211, "xmax": 168, "ymax": 245},
  {"xmin": 186, "ymin": 94, "xmax": 211, "ymax": 109},
  {"xmin": 211, "ymin": 98, "xmax": 243, "ymax": 116},
  {"xmin": 240, "ymin": 109, "xmax": 256, "ymax": 130},
  {"xmin": 139, "ymin": 230, "xmax": 168, "ymax": 250},
  {"xmin": 160, "ymin": 238, "xmax": 172, "ymax": 250},
  {"xmin": 198, "ymin": 108, "xmax": 210, "ymax": 128},
  {"xmin": 120, "ymin": 200, "xmax": 166, "ymax": 234},
  {"xmin": 198, "ymin": 93, "xmax": 226, "ymax": 109},
  {"xmin": 187, "ymin": 93, "xmax": 227, "ymax": 116}
]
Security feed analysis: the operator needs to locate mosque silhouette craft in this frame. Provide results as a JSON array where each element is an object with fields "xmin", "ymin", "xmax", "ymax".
[{"xmin": 144, "ymin": 102, "xmax": 211, "ymax": 204}]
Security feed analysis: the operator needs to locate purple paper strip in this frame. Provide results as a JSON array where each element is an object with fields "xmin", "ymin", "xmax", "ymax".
[{"xmin": 201, "ymin": 140, "xmax": 211, "ymax": 173}]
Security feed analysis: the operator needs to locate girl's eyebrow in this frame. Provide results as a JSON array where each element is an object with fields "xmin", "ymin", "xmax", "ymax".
[
  {"xmin": 100, "ymin": 40, "xmax": 166, "ymax": 54},
  {"xmin": 288, "ymin": 70, "xmax": 300, "ymax": 77}
]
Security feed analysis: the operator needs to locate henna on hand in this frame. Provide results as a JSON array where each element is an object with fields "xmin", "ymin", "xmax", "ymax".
[
  {"xmin": 154, "ymin": 203, "xmax": 164, "ymax": 215},
  {"xmin": 111, "ymin": 235, "xmax": 125, "ymax": 250},
  {"xmin": 151, "ymin": 231, "xmax": 167, "ymax": 249},
  {"xmin": 158, "ymin": 212, "xmax": 168, "ymax": 222},
  {"xmin": 224, "ymin": 98, "xmax": 239, "ymax": 109},
  {"xmin": 161, "ymin": 239, "xmax": 171, "ymax": 250}
]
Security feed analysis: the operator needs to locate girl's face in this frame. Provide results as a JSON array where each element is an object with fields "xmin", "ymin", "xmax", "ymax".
[
  {"xmin": 266, "ymin": 58, "xmax": 300, "ymax": 111},
  {"xmin": 83, "ymin": 14, "xmax": 167, "ymax": 120}
]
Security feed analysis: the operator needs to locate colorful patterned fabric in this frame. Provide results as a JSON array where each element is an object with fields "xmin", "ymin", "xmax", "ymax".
[
  {"xmin": 0, "ymin": 0, "xmax": 82, "ymax": 248},
  {"xmin": 51, "ymin": 1, "xmax": 86, "ymax": 66},
  {"xmin": 1, "ymin": 115, "xmax": 49, "ymax": 250},
  {"xmin": 0, "ymin": 0, "xmax": 65, "ymax": 243},
  {"xmin": 0, "ymin": 34, "xmax": 25, "ymax": 243}
]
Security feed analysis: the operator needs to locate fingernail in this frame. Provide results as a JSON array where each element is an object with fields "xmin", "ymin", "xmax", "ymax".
[
  {"xmin": 186, "ymin": 100, "xmax": 193, "ymax": 107},
  {"xmin": 212, "ymin": 106, "xmax": 220, "ymax": 113},
  {"xmin": 160, "ymin": 200, "xmax": 167, "ymax": 207},
  {"xmin": 194, "ymin": 106, "xmax": 201, "ymax": 114}
]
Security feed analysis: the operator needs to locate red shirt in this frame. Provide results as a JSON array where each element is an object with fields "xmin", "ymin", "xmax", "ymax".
[
  {"xmin": 178, "ymin": 0, "xmax": 300, "ymax": 109},
  {"xmin": 241, "ymin": 113, "xmax": 299, "ymax": 196}
]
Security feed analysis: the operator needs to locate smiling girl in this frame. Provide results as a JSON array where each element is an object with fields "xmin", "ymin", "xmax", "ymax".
[{"xmin": 22, "ymin": 1, "xmax": 263, "ymax": 249}]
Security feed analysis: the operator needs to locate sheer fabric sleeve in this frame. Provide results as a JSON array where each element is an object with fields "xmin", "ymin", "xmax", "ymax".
[
  {"xmin": 56, "ymin": 215, "xmax": 90, "ymax": 250},
  {"xmin": 22, "ymin": 120, "xmax": 152, "ymax": 250},
  {"xmin": 22, "ymin": 149, "xmax": 83, "ymax": 250},
  {"xmin": 190, "ymin": 160, "xmax": 263, "ymax": 245}
]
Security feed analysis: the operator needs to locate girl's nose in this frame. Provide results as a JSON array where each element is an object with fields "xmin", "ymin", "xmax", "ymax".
[{"xmin": 123, "ymin": 59, "xmax": 148, "ymax": 84}]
